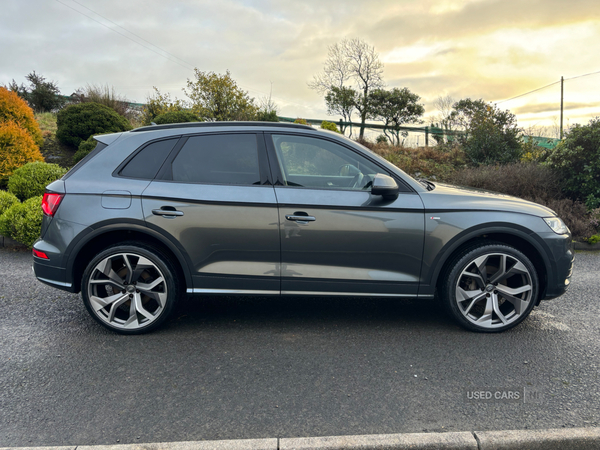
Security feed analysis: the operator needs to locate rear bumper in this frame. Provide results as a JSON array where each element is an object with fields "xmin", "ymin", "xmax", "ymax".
[{"xmin": 33, "ymin": 258, "xmax": 76, "ymax": 292}]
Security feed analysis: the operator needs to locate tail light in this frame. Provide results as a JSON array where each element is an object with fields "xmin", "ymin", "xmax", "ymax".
[
  {"xmin": 42, "ymin": 192, "xmax": 64, "ymax": 217},
  {"xmin": 32, "ymin": 248, "xmax": 49, "ymax": 259}
]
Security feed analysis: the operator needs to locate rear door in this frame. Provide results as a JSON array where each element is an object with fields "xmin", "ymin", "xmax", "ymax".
[
  {"xmin": 141, "ymin": 132, "xmax": 280, "ymax": 294},
  {"xmin": 266, "ymin": 133, "xmax": 425, "ymax": 296}
]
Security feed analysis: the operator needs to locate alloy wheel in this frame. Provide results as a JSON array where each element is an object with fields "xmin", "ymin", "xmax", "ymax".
[
  {"xmin": 455, "ymin": 252, "xmax": 534, "ymax": 329},
  {"xmin": 87, "ymin": 252, "xmax": 168, "ymax": 330}
]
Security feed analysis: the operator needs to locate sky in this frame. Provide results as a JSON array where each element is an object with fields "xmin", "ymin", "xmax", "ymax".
[{"xmin": 2, "ymin": 0, "xmax": 600, "ymax": 138}]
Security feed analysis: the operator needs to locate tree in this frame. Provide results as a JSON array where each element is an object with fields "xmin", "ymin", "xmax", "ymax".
[
  {"xmin": 431, "ymin": 95, "xmax": 455, "ymax": 144},
  {"xmin": 369, "ymin": 88, "xmax": 425, "ymax": 146},
  {"xmin": 256, "ymin": 88, "xmax": 279, "ymax": 122},
  {"xmin": 0, "ymin": 86, "xmax": 43, "ymax": 146},
  {"xmin": 8, "ymin": 71, "xmax": 65, "ymax": 112},
  {"xmin": 308, "ymin": 43, "xmax": 352, "ymax": 93},
  {"xmin": 184, "ymin": 69, "xmax": 258, "ymax": 121},
  {"xmin": 547, "ymin": 117, "xmax": 600, "ymax": 209},
  {"xmin": 324, "ymin": 86, "xmax": 356, "ymax": 134},
  {"xmin": 311, "ymin": 38, "xmax": 384, "ymax": 138},
  {"xmin": 0, "ymin": 122, "xmax": 44, "ymax": 186},
  {"xmin": 141, "ymin": 87, "xmax": 187, "ymax": 125},
  {"xmin": 450, "ymin": 98, "xmax": 522, "ymax": 165}
]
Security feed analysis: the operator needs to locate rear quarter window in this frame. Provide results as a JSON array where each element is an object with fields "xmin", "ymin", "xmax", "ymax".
[{"xmin": 119, "ymin": 138, "xmax": 179, "ymax": 179}]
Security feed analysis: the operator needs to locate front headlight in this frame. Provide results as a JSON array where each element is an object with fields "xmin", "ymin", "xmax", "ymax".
[{"xmin": 543, "ymin": 217, "xmax": 570, "ymax": 235}]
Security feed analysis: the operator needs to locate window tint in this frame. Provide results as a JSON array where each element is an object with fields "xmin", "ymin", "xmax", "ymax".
[
  {"xmin": 271, "ymin": 135, "xmax": 384, "ymax": 190},
  {"xmin": 172, "ymin": 134, "xmax": 260, "ymax": 185},
  {"xmin": 120, "ymin": 138, "xmax": 178, "ymax": 179}
]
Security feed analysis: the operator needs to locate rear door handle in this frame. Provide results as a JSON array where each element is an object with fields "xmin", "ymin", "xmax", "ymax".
[
  {"xmin": 285, "ymin": 213, "xmax": 316, "ymax": 223},
  {"xmin": 152, "ymin": 208, "xmax": 184, "ymax": 218}
]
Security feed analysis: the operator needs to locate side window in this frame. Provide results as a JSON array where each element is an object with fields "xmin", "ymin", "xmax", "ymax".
[
  {"xmin": 271, "ymin": 134, "xmax": 384, "ymax": 190},
  {"xmin": 120, "ymin": 138, "xmax": 178, "ymax": 179},
  {"xmin": 172, "ymin": 134, "xmax": 260, "ymax": 185}
]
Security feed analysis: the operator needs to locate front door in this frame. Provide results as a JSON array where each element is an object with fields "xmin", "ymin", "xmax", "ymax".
[{"xmin": 266, "ymin": 133, "xmax": 425, "ymax": 296}]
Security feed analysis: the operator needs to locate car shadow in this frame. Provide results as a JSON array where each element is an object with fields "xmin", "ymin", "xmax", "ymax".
[{"xmin": 166, "ymin": 294, "xmax": 455, "ymax": 333}]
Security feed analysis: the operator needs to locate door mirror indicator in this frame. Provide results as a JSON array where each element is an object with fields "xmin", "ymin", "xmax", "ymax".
[{"xmin": 371, "ymin": 173, "xmax": 399, "ymax": 200}]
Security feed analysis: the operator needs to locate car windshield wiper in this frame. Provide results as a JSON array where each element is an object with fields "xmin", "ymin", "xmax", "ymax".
[{"xmin": 418, "ymin": 178, "xmax": 435, "ymax": 191}]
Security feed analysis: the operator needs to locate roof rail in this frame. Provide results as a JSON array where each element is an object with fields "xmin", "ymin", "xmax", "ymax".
[{"xmin": 131, "ymin": 121, "xmax": 315, "ymax": 133}]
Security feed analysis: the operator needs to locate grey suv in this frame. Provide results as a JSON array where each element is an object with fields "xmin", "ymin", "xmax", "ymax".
[{"xmin": 33, "ymin": 122, "xmax": 573, "ymax": 334}]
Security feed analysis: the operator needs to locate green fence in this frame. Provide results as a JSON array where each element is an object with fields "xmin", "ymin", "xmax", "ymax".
[
  {"xmin": 277, "ymin": 116, "xmax": 463, "ymax": 146},
  {"xmin": 522, "ymin": 135, "xmax": 561, "ymax": 149},
  {"xmin": 279, "ymin": 116, "xmax": 562, "ymax": 149}
]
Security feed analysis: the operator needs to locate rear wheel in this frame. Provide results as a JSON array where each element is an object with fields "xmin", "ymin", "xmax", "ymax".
[
  {"xmin": 441, "ymin": 242, "xmax": 539, "ymax": 332},
  {"xmin": 81, "ymin": 243, "xmax": 179, "ymax": 334}
]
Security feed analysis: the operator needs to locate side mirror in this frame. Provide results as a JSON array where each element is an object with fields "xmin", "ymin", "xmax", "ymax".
[{"xmin": 371, "ymin": 173, "xmax": 399, "ymax": 200}]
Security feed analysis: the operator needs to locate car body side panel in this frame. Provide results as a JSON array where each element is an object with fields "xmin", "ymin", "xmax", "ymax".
[
  {"xmin": 141, "ymin": 182, "xmax": 280, "ymax": 292},
  {"xmin": 418, "ymin": 210, "xmax": 573, "ymax": 298},
  {"xmin": 275, "ymin": 188, "xmax": 425, "ymax": 295},
  {"xmin": 33, "ymin": 174, "xmax": 153, "ymax": 286}
]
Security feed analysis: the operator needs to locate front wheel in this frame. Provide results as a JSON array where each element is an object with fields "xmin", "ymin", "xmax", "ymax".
[
  {"xmin": 440, "ymin": 243, "xmax": 539, "ymax": 332},
  {"xmin": 81, "ymin": 243, "xmax": 179, "ymax": 334}
]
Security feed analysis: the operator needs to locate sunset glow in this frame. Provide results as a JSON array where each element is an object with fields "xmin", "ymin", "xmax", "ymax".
[{"xmin": 2, "ymin": 0, "xmax": 599, "ymax": 135}]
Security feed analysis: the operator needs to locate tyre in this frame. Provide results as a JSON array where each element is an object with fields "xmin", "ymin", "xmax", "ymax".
[
  {"xmin": 440, "ymin": 242, "xmax": 539, "ymax": 332},
  {"xmin": 81, "ymin": 242, "xmax": 180, "ymax": 334}
]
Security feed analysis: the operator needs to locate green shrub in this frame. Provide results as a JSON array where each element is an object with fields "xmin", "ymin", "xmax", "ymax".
[
  {"xmin": 320, "ymin": 121, "xmax": 340, "ymax": 133},
  {"xmin": 141, "ymin": 87, "xmax": 187, "ymax": 125},
  {"xmin": 7, "ymin": 161, "xmax": 67, "ymax": 201},
  {"xmin": 73, "ymin": 136, "xmax": 98, "ymax": 164},
  {"xmin": 546, "ymin": 117, "xmax": 600, "ymax": 209},
  {"xmin": 154, "ymin": 110, "xmax": 200, "ymax": 124},
  {"xmin": 256, "ymin": 110, "xmax": 279, "ymax": 122},
  {"xmin": 445, "ymin": 162, "xmax": 562, "ymax": 203},
  {"xmin": 0, "ymin": 190, "xmax": 19, "ymax": 216},
  {"xmin": 520, "ymin": 139, "xmax": 549, "ymax": 162},
  {"xmin": 445, "ymin": 162, "xmax": 596, "ymax": 239},
  {"xmin": 586, "ymin": 234, "xmax": 600, "ymax": 244},
  {"xmin": 294, "ymin": 118, "xmax": 308, "ymax": 125},
  {"xmin": 376, "ymin": 134, "xmax": 388, "ymax": 144},
  {"xmin": 0, "ymin": 195, "xmax": 43, "ymax": 247},
  {"xmin": 541, "ymin": 198, "xmax": 596, "ymax": 239},
  {"xmin": 56, "ymin": 102, "xmax": 132, "ymax": 147},
  {"xmin": 369, "ymin": 143, "xmax": 466, "ymax": 180}
]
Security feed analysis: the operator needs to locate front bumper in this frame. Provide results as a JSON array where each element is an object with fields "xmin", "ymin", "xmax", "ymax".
[{"xmin": 542, "ymin": 233, "xmax": 574, "ymax": 300}]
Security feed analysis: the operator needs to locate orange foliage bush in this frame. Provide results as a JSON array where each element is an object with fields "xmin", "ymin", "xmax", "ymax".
[
  {"xmin": 0, "ymin": 87, "xmax": 43, "ymax": 146},
  {"xmin": 0, "ymin": 121, "xmax": 44, "ymax": 185}
]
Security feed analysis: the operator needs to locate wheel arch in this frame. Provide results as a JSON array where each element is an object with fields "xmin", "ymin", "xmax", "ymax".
[
  {"xmin": 429, "ymin": 225, "xmax": 552, "ymax": 303},
  {"xmin": 66, "ymin": 222, "xmax": 192, "ymax": 293}
]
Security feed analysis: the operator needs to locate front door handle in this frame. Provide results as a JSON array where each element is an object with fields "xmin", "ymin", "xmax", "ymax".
[
  {"xmin": 152, "ymin": 207, "xmax": 184, "ymax": 218},
  {"xmin": 285, "ymin": 213, "xmax": 316, "ymax": 223}
]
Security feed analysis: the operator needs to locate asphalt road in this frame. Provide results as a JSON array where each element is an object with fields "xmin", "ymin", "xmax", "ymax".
[{"xmin": 0, "ymin": 247, "xmax": 599, "ymax": 447}]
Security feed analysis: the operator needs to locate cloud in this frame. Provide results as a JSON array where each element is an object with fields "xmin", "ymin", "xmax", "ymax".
[
  {"xmin": 2, "ymin": 0, "xmax": 600, "ymax": 127},
  {"xmin": 367, "ymin": 0, "xmax": 600, "ymax": 49},
  {"xmin": 514, "ymin": 102, "xmax": 600, "ymax": 115}
]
